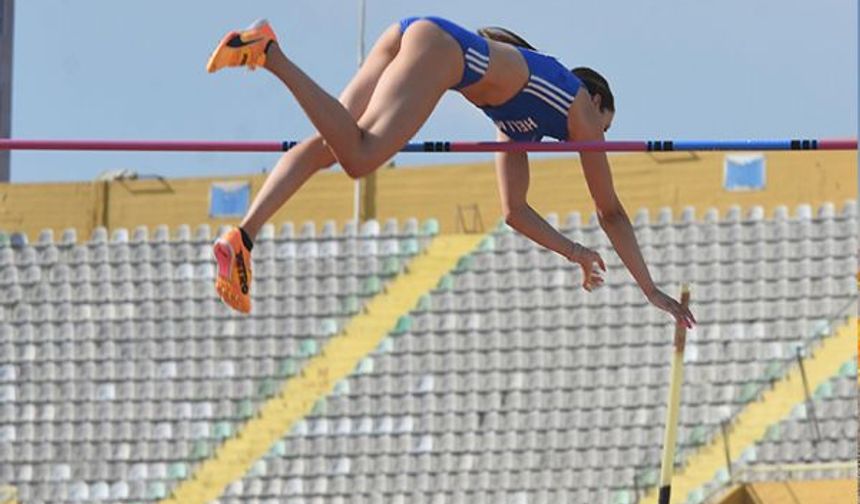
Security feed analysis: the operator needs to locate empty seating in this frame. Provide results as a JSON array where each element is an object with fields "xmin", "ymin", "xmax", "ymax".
[
  {"xmin": 744, "ymin": 363, "xmax": 857, "ymax": 479},
  {"xmin": 0, "ymin": 203, "xmax": 855, "ymax": 502}
]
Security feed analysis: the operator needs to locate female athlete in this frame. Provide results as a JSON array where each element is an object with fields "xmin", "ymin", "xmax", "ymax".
[{"xmin": 206, "ymin": 16, "xmax": 696, "ymax": 329}]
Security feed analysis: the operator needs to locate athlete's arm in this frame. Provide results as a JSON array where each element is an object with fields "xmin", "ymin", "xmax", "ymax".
[
  {"xmin": 494, "ymin": 130, "xmax": 605, "ymax": 291},
  {"xmin": 569, "ymin": 92, "xmax": 696, "ymax": 327}
]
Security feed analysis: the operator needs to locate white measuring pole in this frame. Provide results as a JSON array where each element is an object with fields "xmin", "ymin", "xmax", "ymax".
[{"xmin": 352, "ymin": 0, "xmax": 367, "ymax": 226}]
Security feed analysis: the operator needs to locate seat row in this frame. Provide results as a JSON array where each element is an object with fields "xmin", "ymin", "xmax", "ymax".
[{"xmin": 0, "ymin": 218, "xmax": 440, "ymax": 248}]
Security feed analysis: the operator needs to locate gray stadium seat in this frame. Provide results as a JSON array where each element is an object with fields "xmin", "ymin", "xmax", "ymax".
[{"xmin": 1, "ymin": 204, "xmax": 854, "ymax": 503}]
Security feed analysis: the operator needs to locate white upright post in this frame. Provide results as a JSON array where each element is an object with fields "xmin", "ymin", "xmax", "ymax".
[
  {"xmin": 352, "ymin": 0, "xmax": 367, "ymax": 226},
  {"xmin": 0, "ymin": 0, "xmax": 14, "ymax": 182}
]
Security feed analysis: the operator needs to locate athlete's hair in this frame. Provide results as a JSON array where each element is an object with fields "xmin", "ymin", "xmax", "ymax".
[
  {"xmin": 476, "ymin": 26, "xmax": 537, "ymax": 51},
  {"xmin": 572, "ymin": 67, "xmax": 615, "ymax": 113},
  {"xmin": 477, "ymin": 27, "xmax": 615, "ymax": 113}
]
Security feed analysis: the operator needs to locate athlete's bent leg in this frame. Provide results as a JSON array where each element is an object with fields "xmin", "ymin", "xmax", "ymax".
[
  {"xmin": 214, "ymin": 25, "xmax": 405, "ymax": 312},
  {"xmin": 211, "ymin": 20, "xmax": 461, "ymax": 314},
  {"xmin": 262, "ymin": 20, "xmax": 462, "ymax": 176},
  {"xmin": 239, "ymin": 24, "xmax": 404, "ymax": 240}
]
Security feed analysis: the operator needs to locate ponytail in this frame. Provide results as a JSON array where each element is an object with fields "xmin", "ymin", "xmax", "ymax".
[{"xmin": 476, "ymin": 26, "xmax": 536, "ymax": 51}]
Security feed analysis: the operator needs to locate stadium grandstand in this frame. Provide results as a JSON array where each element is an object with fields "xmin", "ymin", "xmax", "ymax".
[{"xmin": 0, "ymin": 149, "xmax": 856, "ymax": 504}]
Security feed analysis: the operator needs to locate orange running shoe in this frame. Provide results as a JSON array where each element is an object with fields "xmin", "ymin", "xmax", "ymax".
[
  {"xmin": 213, "ymin": 227, "xmax": 253, "ymax": 313},
  {"xmin": 206, "ymin": 19, "xmax": 278, "ymax": 73}
]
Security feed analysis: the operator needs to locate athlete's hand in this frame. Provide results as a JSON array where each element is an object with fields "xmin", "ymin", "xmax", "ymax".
[
  {"xmin": 567, "ymin": 242, "xmax": 605, "ymax": 292},
  {"xmin": 647, "ymin": 288, "xmax": 696, "ymax": 329}
]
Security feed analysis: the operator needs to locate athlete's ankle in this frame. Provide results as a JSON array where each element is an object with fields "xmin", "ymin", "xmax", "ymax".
[
  {"xmin": 238, "ymin": 227, "xmax": 255, "ymax": 252},
  {"xmin": 263, "ymin": 41, "xmax": 283, "ymax": 70}
]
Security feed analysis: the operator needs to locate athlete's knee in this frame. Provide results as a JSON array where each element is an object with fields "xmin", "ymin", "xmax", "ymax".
[
  {"xmin": 332, "ymin": 137, "xmax": 379, "ymax": 178},
  {"xmin": 341, "ymin": 162, "xmax": 362, "ymax": 179},
  {"xmin": 340, "ymin": 158, "xmax": 377, "ymax": 180},
  {"xmin": 339, "ymin": 148, "xmax": 382, "ymax": 178},
  {"xmin": 314, "ymin": 144, "xmax": 365, "ymax": 178}
]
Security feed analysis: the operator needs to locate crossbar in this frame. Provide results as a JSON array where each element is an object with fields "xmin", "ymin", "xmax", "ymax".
[{"xmin": 0, "ymin": 138, "xmax": 855, "ymax": 153}]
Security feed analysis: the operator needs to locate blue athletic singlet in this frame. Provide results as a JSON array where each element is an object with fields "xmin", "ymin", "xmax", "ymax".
[{"xmin": 399, "ymin": 16, "xmax": 582, "ymax": 142}]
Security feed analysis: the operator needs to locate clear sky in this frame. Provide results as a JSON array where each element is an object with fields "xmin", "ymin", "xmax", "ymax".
[{"xmin": 10, "ymin": 0, "xmax": 858, "ymax": 183}]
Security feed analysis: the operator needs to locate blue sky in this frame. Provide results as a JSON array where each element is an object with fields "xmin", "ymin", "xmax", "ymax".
[{"xmin": 10, "ymin": 0, "xmax": 858, "ymax": 183}]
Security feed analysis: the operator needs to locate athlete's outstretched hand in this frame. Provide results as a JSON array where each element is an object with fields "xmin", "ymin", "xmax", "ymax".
[
  {"xmin": 568, "ymin": 242, "xmax": 605, "ymax": 292},
  {"xmin": 648, "ymin": 289, "xmax": 696, "ymax": 329}
]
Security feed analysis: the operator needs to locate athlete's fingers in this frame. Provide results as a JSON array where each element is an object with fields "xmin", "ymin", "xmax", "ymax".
[
  {"xmin": 669, "ymin": 297, "xmax": 696, "ymax": 328},
  {"xmin": 674, "ymin": 306, "xmax": 693, "ymax": 329},
  {"xmin": 582, "ymin": 264, "xmax": 593, "ymax": 291},
  {"xmin": 685, "ymin": 306, "xmax": 697, "ymax": 325},
  {"xmin": 586, "ymin": 269, "xmax": 604, "ymax": 291},
  {"xmin": 596, "ymin": 254, "xmax": 606, "ymax": 272}
]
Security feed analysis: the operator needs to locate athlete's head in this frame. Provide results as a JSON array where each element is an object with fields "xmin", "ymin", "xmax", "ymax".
[
  {"xmin": 477, "ymin": 27, "xmax": 615, "ymax": 132},
  {"xmin": 571, "ymin": 67, "xmax": 614, "ymax": 132}
]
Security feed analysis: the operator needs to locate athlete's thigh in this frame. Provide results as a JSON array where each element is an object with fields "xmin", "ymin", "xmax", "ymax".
[
  {"xmin": 353, "ymin": 21, "xmax": 463, "ymax": 169},
  {"xmin": 338, "ymin": 23, "xmax": 404, "ymax": 115},
  {"xmin": 306, "ymin": 23, "xmax": 404, "ymax": 165}
]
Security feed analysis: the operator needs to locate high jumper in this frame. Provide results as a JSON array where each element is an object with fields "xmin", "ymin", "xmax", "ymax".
[{"xmin": 206, "ymin": 16, "xmax": 696, "ymax": 328}]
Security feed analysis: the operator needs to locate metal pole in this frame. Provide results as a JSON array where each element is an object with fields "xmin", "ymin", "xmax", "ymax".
[
  {"xmin": 352, "ymin": 0, "xmax": 366, "ymax": 227},
  {"xmin": 0, "ymin": 0, "xmax": 14, "ymax": 181},
  {"xmin": 795, "ymin": 347, "xmax": 822, "ymax": 443},
  {"xmin": 357, "ymin": 0, "xmax": 366, "ymax": 64},
  {"xmin": 658, "ymin": 285, "xmax": 690, "ymax": 504},
  {"xmin": 721, "ymin": 420, "xmax": 734, "ymax": 483}
]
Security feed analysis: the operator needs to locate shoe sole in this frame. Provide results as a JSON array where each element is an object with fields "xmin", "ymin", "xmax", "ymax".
[
  {"xmin": 207, "ymin": 31, "xmax": 249, "ymax": 73},
  {"xmin": 213, "ymin": 240, "xmax": 234, "ymax": 278},
  {"xmin": 207, "ymin": 25, "xmax": 273, "ymax": 73},
  {"xmin": 213, "ymin": 240, "xmax": 251, "ymax": 313}
]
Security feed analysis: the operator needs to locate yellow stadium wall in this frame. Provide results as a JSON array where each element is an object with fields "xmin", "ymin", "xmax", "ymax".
[
  {"xmin": 714, "ymin": 485, "xmax": 754, "ymax": 504},
  {"xmin": 728, "ymin": 479, "xmax": 858, "ymax": 504},
  {"xmin": 0, "ymin": 150, "xmax": 855, "ymax": 241}
]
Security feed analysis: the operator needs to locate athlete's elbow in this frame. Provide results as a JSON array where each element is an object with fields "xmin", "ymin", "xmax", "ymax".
[
  {"xmin": 503, "ymin": 206, "xmax": 526, "ymax": 229},
  {"xmin": 596, "ymin": 202, "xmax": 625, "ymax": 228}
]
